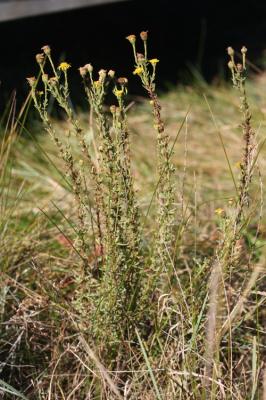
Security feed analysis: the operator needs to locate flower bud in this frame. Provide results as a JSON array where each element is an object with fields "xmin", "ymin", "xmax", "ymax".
[
  {"xmin": 108, "ymin": 69, "xmax": 115, "ymax": 78},
  {"xmin": 42, "ymin": 74, "xmax": 48, "ymax": 83},
  {"xmin": 241, "ymin": 46, "xmax": 247, "ymax": 54},
  {"xmin": 126, "ymin": 34, "xmax": 136, "ymax": 44}
]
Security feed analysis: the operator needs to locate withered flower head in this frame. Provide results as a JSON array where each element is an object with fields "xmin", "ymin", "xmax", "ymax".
[
  {"xmin": 117, "ymin": 77, "xmax": 128, "ymax": 86},
  {"xmin": 98, "ymin": 69, "xmax": 107, "ymax": 82},
  {"xmin": 79, "ymin": 66, "xmax": 87, "ymax": 77},
  {"xmin": 85, "ymin": 63, "xmax": 93, "ymax": 73},
  {"xmin": 236, "ymin": 63, "xmax": 243, "ymax": 72},
  {"xmin": 126, "ymin": 34, "xmax": 136, "ymax": 44},
  {"xmin": 26, "ymin": 76, "xmax": 36, "ymax": 87},
  {"xmin": 137, "ymin": 53, "xmax": 145, "ymax": 62},
  {"xmin": 227, "ymin": 47, "xmax": 234, "ymax": 56},
  {"xmin": 41, "ymin": 45, "xmax": 51, "ymax": 55},
  {"xmin": 110, "ymin": 105, "xmax": 116, "ymax": 114},
  {"xmin": 140, "ymin": 31, "xmax": 148, "ymax": 41},
  {"xmin": 108, "ymin": 69, "xmax": 115, "ymax": 78},
  {"xmin": 36, "ymin": 53, "xmax": 45, "ymax": 64},
  {"xmin": 49, "ymin": 76, "xmax": 58, "ymax": 86}
]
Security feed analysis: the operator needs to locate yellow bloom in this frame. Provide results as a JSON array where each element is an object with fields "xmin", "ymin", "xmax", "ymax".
[
  {"xmin": 93, "ymin": 80, "xmax": 101, "ymax": 88},
  {"xmin": 215, "ymin": 208, "xmax": 225, "ymax": 216},
  {"xmin": 114, "ymin": 88, "xmax": 124, "ymax": 98},
  {"xmin": 133, "ymin": 67, "xmax": 144, "ymax": 75},
  {"xmin": 58, "ymin": 62, "xmax": 71, "ymax": 71},
  {"xmin": 149, "ymin": 58, "xmax": 159, "ymax": 65}
]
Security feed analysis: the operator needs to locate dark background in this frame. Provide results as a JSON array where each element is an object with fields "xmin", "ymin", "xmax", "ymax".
[{"xmin": 0, "ymin": 0, "xmax": 266, "ymax": 105}]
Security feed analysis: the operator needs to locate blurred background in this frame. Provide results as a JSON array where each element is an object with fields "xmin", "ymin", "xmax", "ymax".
[{"xmin": 0, "ymin": 0, "xmax": 266, "ymax": 105}]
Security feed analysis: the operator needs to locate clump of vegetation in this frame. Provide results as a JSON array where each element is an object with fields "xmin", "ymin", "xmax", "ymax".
[{"xmin": 0, "ymin": 33, "xmax": 265, "ymax": 399}]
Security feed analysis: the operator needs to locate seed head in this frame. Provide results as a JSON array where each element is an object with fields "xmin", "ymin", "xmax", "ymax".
[
  {"xmin": 140, "ymin": 31, "xmax": 148, "ymax": 41},
  {"xmin": 41, "ymin": 45, "xmax": 51, "ymax": 55},
  {"xmin": 126, "ymin": 34, "xmax": 136, "ymax": 44},
  {"xmin": 36, "ymin": 53, "xmax": 44, "ymax": 64}
]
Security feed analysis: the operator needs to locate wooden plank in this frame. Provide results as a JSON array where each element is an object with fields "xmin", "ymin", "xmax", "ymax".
[{"xmin": 0, "ymin": 0, "xmax": 126, "ymax": 22}]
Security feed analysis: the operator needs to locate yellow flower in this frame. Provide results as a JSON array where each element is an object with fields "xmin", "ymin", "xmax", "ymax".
[
  {"xmin": 215, "ymin": 208, "xmax": 225, "ymax": 216},
  {"xmin": 58, "ymin": 62, "xmax": 71, "ymax": 71},
  {"xmin": 93, "ymin": 80, "xmax": 101, "ymax": 88},
  {"xmin": 149, "ymin": 58, "xmax": 159, "ymax": 65},
  {"xmin": 114, "ymin": 88, "xmax": 124, "ymax": 98},
  {"xmin": 133, "ymin": 67, "xmax": 144, "ymax": 75}
]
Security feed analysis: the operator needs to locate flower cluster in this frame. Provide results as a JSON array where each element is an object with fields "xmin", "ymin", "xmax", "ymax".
[{"xmin": 126, "ymin": 31, "xmax": 159, "ymax": 87}]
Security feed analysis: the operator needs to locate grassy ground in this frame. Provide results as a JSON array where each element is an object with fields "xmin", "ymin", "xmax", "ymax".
[{"xmin": 1, "ymin": 63, "xmax": 266, "ymax": 399}]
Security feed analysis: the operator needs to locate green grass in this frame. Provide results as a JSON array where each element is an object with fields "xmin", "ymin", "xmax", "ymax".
[{"xmin": 0, "ymin": 40, "xmax": 266, "ymax": 399}]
